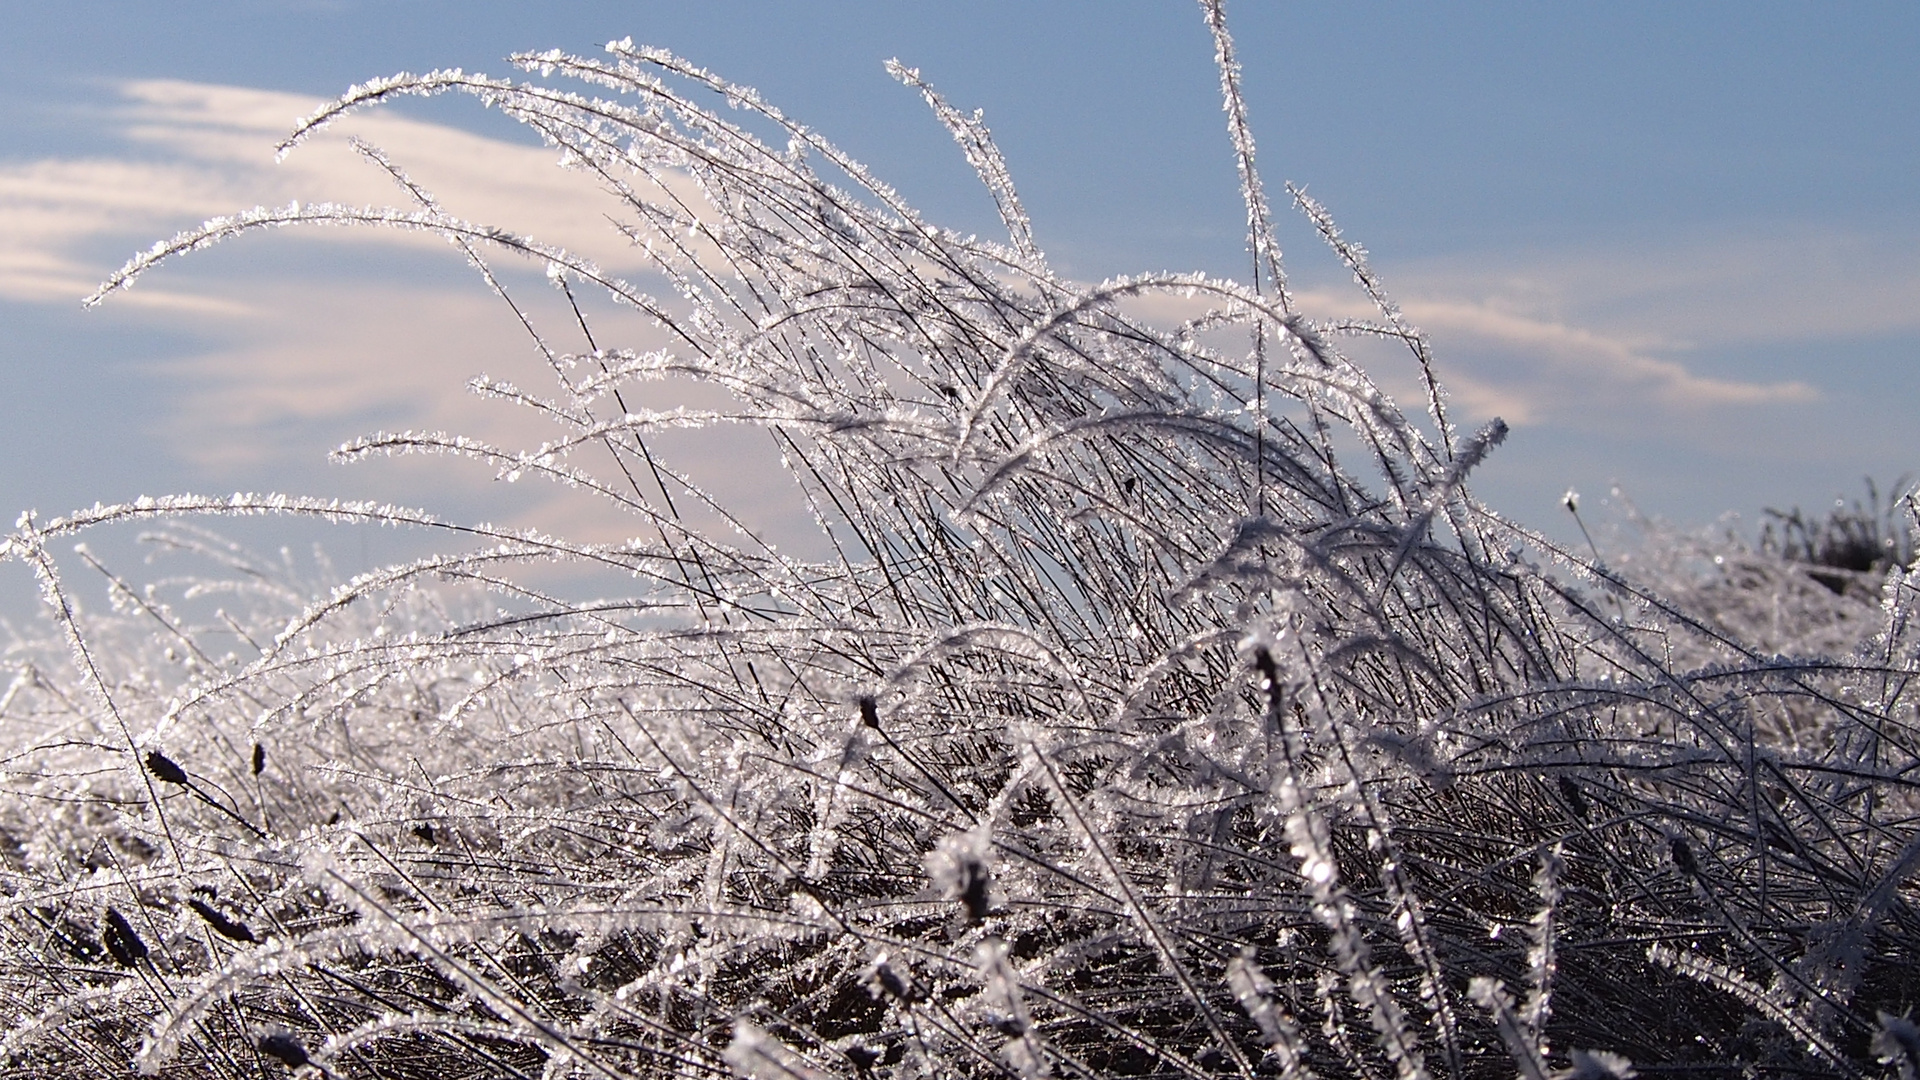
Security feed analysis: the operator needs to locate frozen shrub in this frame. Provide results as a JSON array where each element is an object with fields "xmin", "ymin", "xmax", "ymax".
[{"xmin": 3, "ymin": 2, "xmax": 1918, "ymax": 1077}]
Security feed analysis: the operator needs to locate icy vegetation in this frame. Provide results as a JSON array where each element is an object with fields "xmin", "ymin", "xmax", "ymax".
[{"xmin": 4, "ymin": 3, "xmax": 1920, "ymax": 1076}]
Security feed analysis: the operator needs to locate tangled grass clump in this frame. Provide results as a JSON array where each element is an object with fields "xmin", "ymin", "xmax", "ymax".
[
  {"xmin": 4, "ymin": 3, "xmax": 1920, "ymax": 1076},
  {"xmin": 1762, "ymin": 477, "xmax": 1918, "ymax": 599}
]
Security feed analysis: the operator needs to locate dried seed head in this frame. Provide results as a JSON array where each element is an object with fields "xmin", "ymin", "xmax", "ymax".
[
  {"xmin": 858, "ymin": 695, "xmax": 881, "ymax": 730},
  {"xmin": 867, "ymin": 956, "xmax": 918, "ymax": 1001},
  {"xmin": 257, "ymin": 1030, "xmax": 311, "ymax": 1070},
  {"xmin": 928, "ymin": 828, "xmax": 994, "ymax": 923},
  {"xmin": 1557, "ymin": 776, "xmax": 1590, "ymax": 820},
  {"xmin": 144, "ymin": 750, "xmax": 189, "ymax": 786},
  {"xmin": 251, "ymin": 742, "xmax": 266, "ymax": 776},
  {"xmin": 959, "ymin": 861, "xmax": 990, "ymax": 923},
  {"xmin": 187, "ymin": 897, "xmax": 259, "ymax": 943},
  {"xmin": 1669, "ymin": 836, "xmax": 1699, "ymax": 877},
  {"xmin": 102, "ymin": 907, "xmax": 148, "ymax": 967},
  {"xmin": 1252, "ymin": 646, "xmax": 1284, "ymax": 720},
  {"xmin": 1253, "ymin": 646, "xmax": 1279, "ymax": 690},
  {"xmin": 844, "ymin": 1045, "xmax": 881, "ymax": 1075}
]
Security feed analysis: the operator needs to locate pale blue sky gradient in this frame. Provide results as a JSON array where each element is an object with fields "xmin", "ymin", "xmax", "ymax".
[{"xmin": 2, "ymin": 1, "xmax": 1917, "ymax": 603}]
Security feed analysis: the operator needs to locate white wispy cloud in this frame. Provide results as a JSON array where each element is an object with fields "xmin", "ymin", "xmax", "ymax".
[
  {"xmin": 159, "ymin": 278, "xmax": 811, "ymax": 545},
  {"xmin": 3, "ymin": 76, "xmax": 1909, "ymax": 542},
  {"xmin": 1335, "ymin": 224, "xmax": 1920, "ymax": 430},
  {"xmin": 1395, "ymin": 226, "xmax": 1920, "ymax": 346},
  {"xmin": 0, "ymin": 78, "xmax": 690, "ymax": 310},
  {"xmin": 1118, "ymin": 274, "xmax": 1819, "ymax": 431},
  {"xmin": 0, "ymin": 77, "xmax": 750, "ymax": 539},
  {"xmin": 1296, "ymin": 289, "xmax": 1818, "ymax": 427}
]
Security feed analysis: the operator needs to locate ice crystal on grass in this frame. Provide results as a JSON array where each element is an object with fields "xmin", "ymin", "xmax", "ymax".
[{"xmin": 4, "ymin": 2, "xmax": 1920, "ymax": 1077}]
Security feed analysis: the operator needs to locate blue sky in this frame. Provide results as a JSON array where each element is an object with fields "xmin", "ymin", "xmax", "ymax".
[{"xmin": 2, "ymin": 0, "xmax": 1918, "ymax": 604}]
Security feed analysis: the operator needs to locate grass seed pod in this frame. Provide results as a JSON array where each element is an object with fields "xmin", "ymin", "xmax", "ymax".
[
  {"xmin": 144, "ymin": 750, "xmax": 189, "ymax": 786},
  {"xmin": 102, "ymin": 907, "xmax": 148, "ymax": 967},
  {"xmin": 187, "ymin": 897, "xmax": 259, "ymax": 943},
  {"xmin": 257, "ymin": 1030, "xmax": 311, "ymax": 1070}
]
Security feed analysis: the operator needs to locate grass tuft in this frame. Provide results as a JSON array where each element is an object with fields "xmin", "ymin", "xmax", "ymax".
[{"xmin": 3, "ymin": 4, "xmax": 1918, "ymax": 1077}]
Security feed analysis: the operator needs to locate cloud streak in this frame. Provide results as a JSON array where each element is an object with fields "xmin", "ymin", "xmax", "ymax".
[
  {"xmin": 1313, "ymin": 291, "xmax": 1818, "ymax": 426},
  {"xmin": 0, "ymin": 77, "xmax": 767, "ymax": 541},
  {"xmin": 0, "ymin": 78, "xmax": 693, "ymax": 310},
  {"xmin": 2, "ymin": 76, "xmax": 1909, "ymax": 544},
  {"xmin": 2, "ymin": 78, "xmax": 1883, "ymax": 432},
  {"xmin": 154, "ymin": 279, "xmax": 809, "ymax": 547}
]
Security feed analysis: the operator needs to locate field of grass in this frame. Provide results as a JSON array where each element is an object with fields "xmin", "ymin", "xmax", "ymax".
[{"xmin": 3, "ymin": 3, "xmax": 1918, "ymax": 1076}]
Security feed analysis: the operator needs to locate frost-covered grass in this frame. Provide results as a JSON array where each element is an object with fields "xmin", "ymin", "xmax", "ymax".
[{"xmin": 4, "ymin": 3, "xmax": 1920, "ymax": 1077}]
